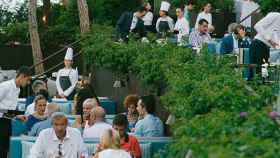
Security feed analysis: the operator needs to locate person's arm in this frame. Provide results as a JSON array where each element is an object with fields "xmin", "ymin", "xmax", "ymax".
[
  {"xmin": 168, "ymin": 18, "xmax": 174, "ymax": 32},
  {"xmin": 0, "ymin": 82, "xmax": 8, "ymax": 101},
  {"xmin": 28, "ymin": 123, "xmax": 38, "ymax": 136},
  {"xmin": 220, "ymin": 38, "xmax": 227, "ymax": 54},
  {"xmin": 56, "ymin": 70, "xmax": 64, "ymax": 96},
  {"xmin": 28, "ymin": 132, "xmax": 45, "ymax": 158},
  {"xmin": 195, "ymin": 13, "xmax": 201, "ymax": 29},
  {"xmin": 182, "ymin": 19, "xmax": 190, "ymax": 36},
  {"xmin": 133, "ymin": 121, "xmax": 143, "ymax": 137},
  {"xmin": 156, "ymin": 18, "xmax": 160, "ymax": 32},
  {"xmin": 63, "ymin": 69, "xmax": 78, "ymax": 97}
]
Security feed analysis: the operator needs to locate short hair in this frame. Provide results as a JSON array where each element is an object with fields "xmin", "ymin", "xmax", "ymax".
[
  {"xmin": 139, "ymin": 95, "xmax": 156, "ymax": 114},
  {"xmin": 32, "ymin": 80, "xmax": 46, "ymax": 92},
  {"xmin": 51, "ymin": 112, "xmax": 68, "ymax": 125},
  {"xmin": 35, "ymin": 89, "xmax": 49, "ymax": 101},
  {"xmin": 198, "ymin": 19, "xmax": 209, "ymax": 25},
  {"xmin": 34, "ymin": 94, "xmax": 47, "ymax": 104},
  {"xmin": 137, "ymin": 6, "xmax": 146, "ymax": 13},
  {"xmin": 46, "ymin": 103, "xmax": 60, "ymax": 117},
  {"xmin": 234, "ymin": 24, "xmax": 245, "ymax": 34},
  {"xmin": 123, "ymin": 94, "xmax": 139, "ymax": 108},
  {"xmin": 91, "ymin": 106, "xmax": 106, "ymax": 120},
  {"xmin": 113, "ymin": 114, "xmax": 129, "ymax": 127},
  {"xmin": 186, "ymin": 0, "xmax": 194, "ymax": 5},
  {"xmin": 83, "ymin": 98, "xmax": 99, "ymax": 108},
  {"xmin": 16, "ymin": 66, "xmax": 32, "ymax": 78},
  {"xmin": 176, "ymin": 8, "xmax": 183, "ymax": 12},
  {"xmin": 100, "ymin": 129, "xmax": 121, "ymax": 150},
  {"xmin": 227, "ymin": 23, "xmax": 239, "ymax": 33}
]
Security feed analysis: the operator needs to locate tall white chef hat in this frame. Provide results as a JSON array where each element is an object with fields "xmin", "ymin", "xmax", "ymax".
[
  {"xmin": 160, "ymin": 1, "xmax": 171, "ymax": 12},
  {"xmin": 64, "ymin": 47, "xmax": 73, "ymax": 60}
]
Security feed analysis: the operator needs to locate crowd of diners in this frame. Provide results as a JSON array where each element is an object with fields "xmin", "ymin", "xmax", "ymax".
[{"xmin": 1, "ymin": 0, "xmax": 280, "ymax": 157}]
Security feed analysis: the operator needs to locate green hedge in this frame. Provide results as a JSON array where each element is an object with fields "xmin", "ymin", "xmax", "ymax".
[{"xmin": 83, "ymin": 25, "xmax": 280, "ymax": 157}]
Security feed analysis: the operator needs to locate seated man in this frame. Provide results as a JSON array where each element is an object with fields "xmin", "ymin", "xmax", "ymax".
[
  {"xmin": 134, "ymin": 95, "xmax": 164, "ymax": 137},
  {"xmin": 29, "ymin": 112, "xmax": 88, "ymax": 158},
  {"xmin": 113, "ymin": 114, "xmax": 141, "ymax": 158},
  {"xmin": 72, "ymin": 98, "xmax": 99, "ymax": 129},
  {"xmin": 220, "ymin": 24, "xmax": 251, "ymax": 54},
  {"xmin": 29, "ymin": 103, "xmax": 60, "ymax": 136},
  {"xmin": 189, "ymin": 18, "xmax": 212, "ymax": 48},
  {"xmin": 115, "ymin": 7, "xmax": 147, "ymax": 42},
  {"xmin": 83, "ymin": 106, "xmax": 112, "ymax": 138}
]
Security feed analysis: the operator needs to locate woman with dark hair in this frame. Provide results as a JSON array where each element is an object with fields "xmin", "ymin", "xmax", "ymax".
[
  {"xmin": 112, "ymin": 114, "xmax": 141, "ymax": 158},
  {"xmin": 195, "ymin": 3, "xmax": 214, "ymax": 32},
  {"xmin": 143, "ymin": 2, "xmax": 154, "ymax": 32},
  {"xmin": 134, "ymin": 95, "xmax": 164, "ymax": 137}
]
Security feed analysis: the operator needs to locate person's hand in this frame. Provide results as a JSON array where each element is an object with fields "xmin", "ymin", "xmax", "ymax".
[
  {"xmin": 269, "ymin": 40, "xmax": 279, "ymax": 48},
  {"xmin": 16, "ymin": 115, "xmax": 27, "ymax": 121},
  {"xmin": 59, "ymin": 94, "xmax": 66, "ymax": 98}
]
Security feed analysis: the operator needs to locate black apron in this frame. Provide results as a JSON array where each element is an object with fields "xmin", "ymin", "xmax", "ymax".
[
  {"xmin": 59, "ymin": 73, "xmax": 75, "ymax": 100},
  {"xmin": 158, "ymin": 21, "xmax": 170, "ymax": 38}
]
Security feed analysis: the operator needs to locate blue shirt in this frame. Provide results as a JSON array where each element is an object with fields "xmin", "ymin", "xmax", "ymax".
[
  {"xmin": 25, "ymin": 115, "xmax": 45, "ymax": 132},
  {"xmin": 134, "ymin": 114, "xmax": 164, "ymax": 137},
  {"xmin": 29, "ymin": 119, "xmax": 51, "ymax": 136}
]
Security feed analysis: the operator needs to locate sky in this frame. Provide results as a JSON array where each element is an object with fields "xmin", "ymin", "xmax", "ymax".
[{"xmin": 0, "ymin": 0, "xmax": 59, "ymax": 12}]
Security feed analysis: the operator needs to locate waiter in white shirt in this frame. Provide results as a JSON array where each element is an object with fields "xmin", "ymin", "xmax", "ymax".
[
  {"xmin": 174, "ymin": 8, "xmax": 190, "ymax": 46},
  {"xmin": 249, "ymin": 12, "xmax": 280, "ymax": 79},
  {"xmin": 0, "ymin": 66, "xmax": 32, "ymax": 158},
  {"xmin": 29, "ymin": 112, "xmax": 88, "ymax": 158},
  {"xmin": 56, "ymin": 47, "xmax": 78, "ymax": 100}
]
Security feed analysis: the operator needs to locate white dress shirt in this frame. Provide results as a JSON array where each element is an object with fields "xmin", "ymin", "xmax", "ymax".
[
  {"xmin": 56, "ymin": 68, "xmax": 78, "ymax": 97},
  {"xmin": 254, "ymin": 12, "xmax": 280, "ymax": 47},
  {"xmin": 233, "ymin": 34, "xmax": 239, "ymax": 52},
  {"xmin": 195, "ymin": 11, "xmax": 212, "ymax": 29},
  {"xmin": 83, "ymin": 122, "xmax": 112, "ymax": 138},
  {"xmin": 156, "ymin": 16, "xmax": 174, "ymax": 32},
  {"xmin": 240, "ymin": 0, "xmax": 259, "ymax": 28},
  {"xmin": 98, "ymin": 149, "xmax": 132, "ymax": 158},
  {"xmin": 143, "ymin": 11, "xmax": 153, "ymax": 26},
  {"xmin": 0, "ymin": 79, "xmax": 20, "ymax": 110},
  {"xmin": 29, "ymin": 127, "xmax": 88, "ymax": 158},
  {"xmin": 174, "ymin": 17, "xmax": 190, "ymax": 43}
]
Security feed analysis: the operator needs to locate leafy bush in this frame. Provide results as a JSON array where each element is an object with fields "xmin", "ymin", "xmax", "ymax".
[
  {"xmin": 82, "ymin": 24, "xmax": 278, "ymax": 157},
  {"xmin": 257, "ymin": 0, "xmax": 280, "ymax": 14}
]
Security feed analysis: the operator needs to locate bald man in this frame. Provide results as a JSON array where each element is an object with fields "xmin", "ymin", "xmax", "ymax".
[{"xmin": 83, "ymin": 106, "xmax": 112, "ymax": 138}]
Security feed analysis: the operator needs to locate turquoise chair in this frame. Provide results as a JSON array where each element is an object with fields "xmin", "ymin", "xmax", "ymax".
[
  {"xmin": 10, "ymin": 136, "xmax": 171, "ymax": 158},
  {"xmin": 51, "ymin": 100, "xmax": 72, "ymax": 114}
]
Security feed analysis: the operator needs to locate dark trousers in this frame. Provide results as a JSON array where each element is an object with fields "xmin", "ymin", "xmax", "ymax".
[
  {"xmin": 249, "ymin": 39, "xmax": 270, "ymax": 79},
  {"xmin": 0, "ymin": 118, "xmax": 11, "ymax": 158}
]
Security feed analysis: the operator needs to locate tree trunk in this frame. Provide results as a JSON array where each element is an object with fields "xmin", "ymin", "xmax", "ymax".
[
  {"xmin": 43, "ymin": 0, "xmax": 51, "ymax": 26},
  {"xmin": 29, "ymin": 0, "xmax": 44, "ymax": 74},
  {"xmin": 77, "ymin": 0, "xmax": 90, "ymax": 75},
  {"xmin": 77, "ymin": 0, "xmax": 90, "ymax": 35}
]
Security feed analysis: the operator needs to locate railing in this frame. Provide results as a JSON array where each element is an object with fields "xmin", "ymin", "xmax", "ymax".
[{"xmin": 238, "ymin": 7, "xmax": 261, "ymax": 24}]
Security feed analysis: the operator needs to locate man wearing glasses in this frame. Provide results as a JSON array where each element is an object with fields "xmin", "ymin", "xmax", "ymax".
[{"xmin": 29, "ymin": 112, "xmax": 87, "ymax": 158}]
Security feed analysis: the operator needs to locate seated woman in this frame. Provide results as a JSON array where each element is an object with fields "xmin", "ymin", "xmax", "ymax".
[
  {"xmin": 134, "ymin": 95, "xmax": 164, "ymax": 137},
  {"xmin": 24, "ymin": 95, "xmax": 47, "ymax": 133},
  {"xmin": 123, "ymin": 95, "xmax": 139, "ymax": 131},
  {"xmin": 93, "ymin": 129, "xmax": 132, "ymax": 158},
  {"xmin": 113, "ymin": 114, "xmax": 141, "ymax": 158}
]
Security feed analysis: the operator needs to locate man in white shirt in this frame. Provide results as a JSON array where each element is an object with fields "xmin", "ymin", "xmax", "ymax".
[
  {"xmin": 29, "ymin": 112, "xmax": 88, "ymax": 158},
  {"xmin": 0, "ymin": 66, "xmax": 32, "ymax": 158},
  {"xmin": 83, "ymin": 106, "xmax": 112, "ymax": 138},
  {"xmin": 174, "ymin": 8, "xmax": 190, "ymax": 46},
  {"xmin": 249, "ymin": 12, "xmax": 280, "ymax": 79}
]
